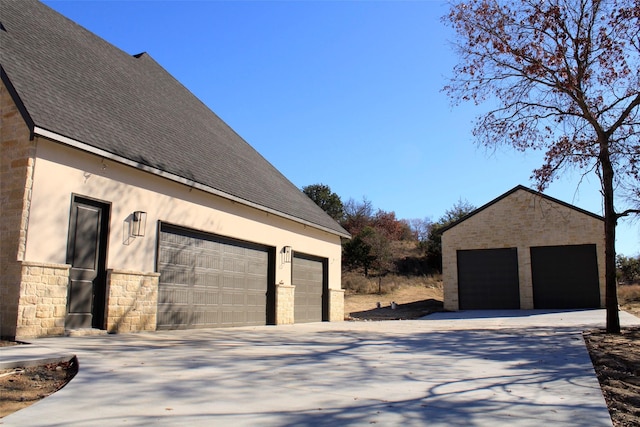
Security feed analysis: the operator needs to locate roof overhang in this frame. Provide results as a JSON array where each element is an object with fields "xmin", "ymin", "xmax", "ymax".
[{"xmin": 34, "ymin": 126, "xmax": 351, "ymax": 239}]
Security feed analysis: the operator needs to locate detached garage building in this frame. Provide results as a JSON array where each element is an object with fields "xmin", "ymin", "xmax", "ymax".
[
  {"xmin": 1, "ymin": 1, "xmax": 349, "ymax": 340},
  {"xmin": 441, "ymin": 185, "xmax": 605, "ymax": 311}
]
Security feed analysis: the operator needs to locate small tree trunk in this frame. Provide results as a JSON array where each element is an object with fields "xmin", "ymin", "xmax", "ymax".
[{"xmin": 601, "ymin": 142, "xmax": 621, "ymax": 334}]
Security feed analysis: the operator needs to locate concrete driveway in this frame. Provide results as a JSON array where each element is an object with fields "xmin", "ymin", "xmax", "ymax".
[{"xmin": 3, "ymin": 309, "xmax": 639, "ymax": 426}]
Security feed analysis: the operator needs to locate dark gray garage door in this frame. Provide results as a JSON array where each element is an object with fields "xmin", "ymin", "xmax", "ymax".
[
  {"xmin": 457, "ymin": 248, "xmax": 520, "ymax": 310},
  {"xmin": 157, "ymin": 224, "xmax": 273, "ymax": 329},
  {"xmin": 292, "ymin": 254, "xmax": 327, "ymax": 323},
  {"xmin": 531, "ymin": 244, "xmax": 600, "ymax": 309}
]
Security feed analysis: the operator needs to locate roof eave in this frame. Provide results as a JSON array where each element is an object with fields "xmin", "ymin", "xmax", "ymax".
[
  {"xmin": 1, "ymin": 66, "xmax": 35, "ymax": 136},
  {"xmin": 34, "ymin": 126, "xmax": 351, "ymax": 239}
]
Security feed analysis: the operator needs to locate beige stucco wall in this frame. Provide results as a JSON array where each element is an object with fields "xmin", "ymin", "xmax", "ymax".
[
  {"xmin": 26, "ymin": 138, "xmax": 343, "ymax": 288},
  {"xmin": 441, "ymin": 188, "xmax": 605, "ymax": 311}
]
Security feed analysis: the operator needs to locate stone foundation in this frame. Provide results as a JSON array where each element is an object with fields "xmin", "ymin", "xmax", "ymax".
[
  {"xmin": 275, "ymin": 283, "xmax": 295, "ymax": 325},
  {"xmin": 329, "ymin": 288, "xmax": 345, "ymax": 322},
  {"xmin": 105, "ymin": 269, "xmax": 159, "ymax": 334},
  {"xmin": 15, "ymin": 261, "xmax": 70, "ymax": 339}
]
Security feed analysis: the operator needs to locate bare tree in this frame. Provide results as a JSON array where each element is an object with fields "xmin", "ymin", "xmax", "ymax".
[
  {"xmin": 444, "ymin": 0, "xmax": 640, "ymax": 332},
  {"xmin": 342, "ymin": 197, "xmax": 374, "ymax": 236}
]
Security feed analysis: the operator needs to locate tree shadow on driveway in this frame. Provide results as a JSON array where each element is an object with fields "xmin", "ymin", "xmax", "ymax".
[{"xmin": 5, "ymin": 321, "xmax": 611, "ymax": 426}]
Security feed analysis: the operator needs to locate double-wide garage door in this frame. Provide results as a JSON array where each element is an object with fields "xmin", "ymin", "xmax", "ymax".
[
  {"xmin": 457, "ymin": 244, "xmax": 600, "ymax": 310},
  {"xmin": 157, "ymin": 224, "xmax": 272, "ymax": 330}
]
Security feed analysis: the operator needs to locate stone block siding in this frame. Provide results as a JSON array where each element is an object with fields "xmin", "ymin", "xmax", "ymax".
[
  {"xmin": 329, "ymin": 288, "xmax": 345, "ymax": 322},
  {"xmin": 275, "ymin": 283, "xmax": 295, "ymax": 325},
  {"xmin": 106, "ymin": 269, "xmax": 160, "ymax": 334},
  {"xmin": 1, "ymin": 80, "xmax": 37, "ymax": 339},
  {"xmin": 15, "ymin": 261, "xmax": 70, "ymax": 339},
  {"xmin": 442, "ymin": 189, "xmax": 605, "ymax": 311}
]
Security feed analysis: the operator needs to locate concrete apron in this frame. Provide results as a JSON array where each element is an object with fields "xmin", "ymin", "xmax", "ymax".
[{"xmin": 3, "ymin": 309, "xmax": 639, "ymax": 427}]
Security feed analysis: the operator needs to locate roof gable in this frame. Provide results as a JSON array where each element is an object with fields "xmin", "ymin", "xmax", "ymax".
[
  {"xmin": 0, "ymin": 0, "xmax": 349, "ymax": 237},
  {"xmin": 440, "ymin": 185, "xmax": 604, "ymax": 235}
]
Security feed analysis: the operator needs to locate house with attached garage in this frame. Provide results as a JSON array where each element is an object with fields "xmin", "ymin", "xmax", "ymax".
[
  {"xmin": 0, "ymin": 0, "xmax": 349, "ymax": 340},
  {"xmin": 440, "ymin": 185, "xmax": 606, "ymax": 311}
]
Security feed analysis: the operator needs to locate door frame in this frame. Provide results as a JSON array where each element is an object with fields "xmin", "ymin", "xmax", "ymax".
[{"xmin": 65, "ymin": 194, "xmax": 111, "ymax": 329}]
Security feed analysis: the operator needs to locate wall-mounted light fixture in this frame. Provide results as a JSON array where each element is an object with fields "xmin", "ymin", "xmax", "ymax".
[
  {"xmin": 282, "ymin": 246, "xmax": 292, "ymax": 264},
  {"xmin": 130, "ymin": 211, "xmax": 147, "ymax": 237}
]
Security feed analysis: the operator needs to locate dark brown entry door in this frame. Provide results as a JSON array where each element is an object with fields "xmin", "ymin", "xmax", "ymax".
[{"xmin": 66, "ymin": 196, "xmax": 110, "ymax": 329}]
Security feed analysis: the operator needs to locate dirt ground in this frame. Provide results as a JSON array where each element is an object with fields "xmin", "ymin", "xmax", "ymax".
[
  {"xmin": 584, "ymin": 327, "xmax": 640, "ymax": 427},
  {"xmin": 344, "ymin": 283, "xmax": 444, "ymax": 320},
  {"xmin": 0, "ymin": 356, "xmax": 77, "ymax": 418},
  {"xmin": 1, "ymin": 287, "xmax": 638, "ymax": 424}
]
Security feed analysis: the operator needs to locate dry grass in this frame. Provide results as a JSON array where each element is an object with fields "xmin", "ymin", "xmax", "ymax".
[
  {"xmin": 619, "ymin": 284, "xmax": 640, "ymax": 317},
  {"xmin": 342, "ymin": 271, "xmax": 441, "ymax": 295},
  {"xmin": 619, "ymin": 284, "xmax": 640, "ymax": 304},
  {"xmin": 343, "ymin": 276, "xmax": 444, "ymax": 320}
]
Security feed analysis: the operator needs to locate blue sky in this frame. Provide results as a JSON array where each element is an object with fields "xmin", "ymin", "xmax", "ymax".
[{"xmin": 42, "ymin": 0, "xmax": 638, "ymax": 256}]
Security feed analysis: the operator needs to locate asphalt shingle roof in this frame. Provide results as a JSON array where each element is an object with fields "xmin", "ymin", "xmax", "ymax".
[{"xmin": 0, "ymin": 0, "xmax": 349, "ymax": 237}]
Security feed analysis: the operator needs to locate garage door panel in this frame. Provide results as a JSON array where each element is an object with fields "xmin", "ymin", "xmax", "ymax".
[
  {"xmin": 248, "ymin": 261, "xmax": 267, "ymax": 275},
  {"xmin": 531, "ymin": 244, "xmax": 600, "ymax": 309},
  {"xmin": 160, "ymin": 248, "xmax": 191, "ymax": 267},
  {"xmin": 157, "ymin": 225, "xmax": 271, "ymax": 330},
  {"xmin": 457, "ymin": 248, "xmax": 520, "ymax": 310},
  {"xmin": 160, "ymin": 267, "xmax": 189, "ymax": 286},
  {"xmin": 156, "ymin": 306, "xmax": 190, "ymax": 328},
  {"xmin": 194, "ymin": 272, "xmax": 219, "ymax": 287},
  {"xmin": 196, "ymin": 254, "xmax": 220, "ymax": 270}
]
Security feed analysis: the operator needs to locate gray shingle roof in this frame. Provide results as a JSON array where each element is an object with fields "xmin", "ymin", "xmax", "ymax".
[{"xmin": 0, "ymin": 0, "xmax": 349, "ymax": 238}]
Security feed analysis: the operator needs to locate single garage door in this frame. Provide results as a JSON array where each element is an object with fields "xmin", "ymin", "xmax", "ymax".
[
  {"xmin": 457, "ymin": 248, "xmax": 520, "ymax": 310},
  {"xmin": 157, "ymin": 224, "xmax": 273, "ymax": 329},
  {"xmin": 531, "ymin": 244, "xmax": 600, "ymax": 309},
  {"xmin": 292, "ymin": 254, "xmax": 327, "ymax": 323}
]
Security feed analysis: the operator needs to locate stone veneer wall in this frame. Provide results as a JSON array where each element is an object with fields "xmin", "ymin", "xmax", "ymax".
[
  {"xmin": 1, "ymin": 80, "xmax": 37, "ymax": 339},
  {"xmin": 441, "ymin": 189, "xmax": 605, "ymax": 311},
  {"xmin": 275, "ymin": 283, "xmax": 295, "ymax": 325},
  {"xmin": 106, "ymin": 269, "xmax": 160, "ymax": 334},
  {"xmin": 15, "ymin": 261, "xmax": 70, "ymax": 339},
  {"xmin": 329, "ymin": 288, "xmax": 345, "ymax": 322}
]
